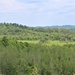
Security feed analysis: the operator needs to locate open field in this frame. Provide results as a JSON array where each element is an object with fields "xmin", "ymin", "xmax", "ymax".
[
  {"xmin": 46, "ymin": 40, "xmax": 75, "ymax": 46},
  {"xmin": 17, "ymin": 40, "xmax": 39, "ymax": 44},
  {"xmin": 18, "ymin": 40, "xmax": 75, "ymax": 46}
]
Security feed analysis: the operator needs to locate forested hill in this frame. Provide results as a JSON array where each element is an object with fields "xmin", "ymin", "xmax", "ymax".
[
  {"xmin": 0, "ymin": 23, "xmax": 75, "ymax": 75},
  {"xmin": 0, "ymin": 23, "xmax": 75, "ymax": 41},
  {"xmin": 39, "ymin": 25, "xmax": 75, "ymax": 29}
]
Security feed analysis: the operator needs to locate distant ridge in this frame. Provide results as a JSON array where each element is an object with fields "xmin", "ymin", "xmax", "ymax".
[
  {"xmin": 41, "ymin": 25, "xmax": 75, "ymax": 29},
  {"xmin": 35, "ymin": 25, "xmax": 75, "ymax": 29}
]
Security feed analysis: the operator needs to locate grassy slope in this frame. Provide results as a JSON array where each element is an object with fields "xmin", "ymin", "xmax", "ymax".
[
  {"xmin": 46, "ymin": 40, "xmax": 75, "ymax": 46},
  {"xmin": 18, "ymin": 40, "xmax": 39, "ymax": 44},
  {"xmin": 17, "ymin": 40, "xmax": 75, "ymax": 46}
]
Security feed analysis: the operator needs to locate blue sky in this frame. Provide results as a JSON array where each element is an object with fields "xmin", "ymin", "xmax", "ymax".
[{"xmin": 0, "ymin": 0, "xmax": 75, "ymax": 26}]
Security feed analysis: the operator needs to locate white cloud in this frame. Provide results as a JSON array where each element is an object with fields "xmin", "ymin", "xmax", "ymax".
[
  {"xmin": 34, "ymin": 0, "xmax": 75, "ymax": 15},
  {"xmin": 0, "ymin": 0, "xmax": 75, "ymax": 15},
  {"xmin": 0, "ymin": 0, "xmax": 36, "ymax": 13}
]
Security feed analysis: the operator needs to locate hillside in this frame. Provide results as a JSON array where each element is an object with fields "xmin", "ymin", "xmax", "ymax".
[
  {"xmin": 0, "ymin": 23, "xmax": 75, "ymax": 41},
  {"xmin": 0, "ymin": 37, "xmax": 75, "ymax": 75},
  {"xmin": 0, "ymin": 23, "xmax": 75, "ymax": 75},
  {"xmin": 39, "ymin": 25, "xmax": 75, "ymax": 29}
]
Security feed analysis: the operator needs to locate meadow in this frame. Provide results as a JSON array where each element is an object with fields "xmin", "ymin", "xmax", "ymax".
[{"xmin": 18, "ymin": 40, "xmax": 75, "ymax": 46}]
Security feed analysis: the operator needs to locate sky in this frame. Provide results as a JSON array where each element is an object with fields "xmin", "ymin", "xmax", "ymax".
[{"xmin": 0, "ymin": 0, "xmax": 75, "ymax": 26}]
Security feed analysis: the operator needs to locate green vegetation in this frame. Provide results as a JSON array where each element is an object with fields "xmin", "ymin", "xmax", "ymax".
[
  {"xmin": 0, "ymin": 38, "xmax": 75, "ymax": 75},
  {"xmin": 46, "ymin": 40, "xmax": 75, "ymax": 46},
  {"xmin": 0, "ymin": 23, "xmax": 75, "ymax": 75},
  {"xmin": 18, "ymin": 40, "xmax": 39, "ymax": 44},
  {"xmin": 18, "ymin": 40, "xmax": 75, "ymax": 46},
  {"xmin": 0, "ymin": 22, "xmax": 75, "ymax": 42}
]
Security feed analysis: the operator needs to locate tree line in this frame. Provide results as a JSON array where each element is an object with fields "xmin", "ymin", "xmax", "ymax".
[{"xmin": 0, "ymin": 22, "xmax": 75, "ymax": 41}]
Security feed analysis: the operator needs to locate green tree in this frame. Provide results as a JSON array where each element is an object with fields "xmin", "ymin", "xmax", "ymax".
[{"xmin": 1, "ymin": 37, "xmax": 9, "ymax": 47}]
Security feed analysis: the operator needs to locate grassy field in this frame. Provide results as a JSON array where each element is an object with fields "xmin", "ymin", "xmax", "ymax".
[
  {"xmin": 18, "ymin": 40, "xmax": 39, "ymax": 44},
  {"xmin": 18, "ymin": 40, "xmax": 75, "ymax": 46},
  {"xmin": 46, "ymin": 40, "xmax": 75, "ymax": 46}
]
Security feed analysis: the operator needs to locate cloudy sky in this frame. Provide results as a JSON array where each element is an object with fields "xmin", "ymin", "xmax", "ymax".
[{"xmin": 0, "ymin": 0, "xmax": 75, "ymax": 26}]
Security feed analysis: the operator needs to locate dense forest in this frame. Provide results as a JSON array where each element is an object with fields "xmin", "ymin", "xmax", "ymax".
[
  {"xmin": 0, "ymin": 23, "xmax": 75, "ymax": 75},
  {"xmin": 0, "ymin": 23, "xmax": 75, "ymax": 42}
]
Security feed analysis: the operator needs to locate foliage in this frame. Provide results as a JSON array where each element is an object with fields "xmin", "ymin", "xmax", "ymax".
[
  {"xmin": 0, "ymin": 39, "xmax": 75, "ymax": 75},
  {"xmin": 1, "ymin": 36, "xmax": 9, "ymax": 47},
  {"xmin": 0, "ymin": 23, "xmax": 75, "ymax": 75},
  {"xmin": 0, "ymin": 22, "xmax": 75, "ymax": 42}
]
